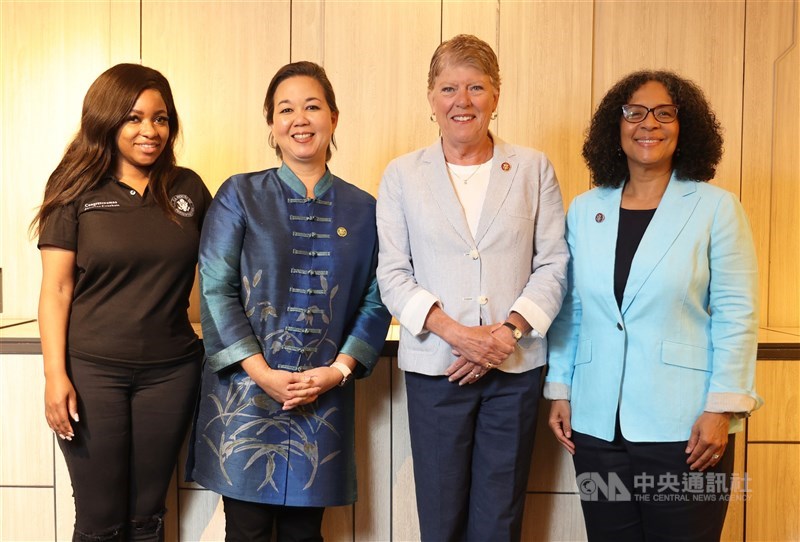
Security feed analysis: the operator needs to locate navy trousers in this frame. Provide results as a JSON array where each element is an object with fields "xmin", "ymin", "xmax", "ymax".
[
  {"xmin": 405, "ymin": 367, "xmax": 542, "ymax": 542},
  {"xmin": 572, "ymin": 423, "xmax": 736, "ymax": 542}
]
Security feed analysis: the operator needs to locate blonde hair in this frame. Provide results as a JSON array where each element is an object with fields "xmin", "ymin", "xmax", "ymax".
[{"xmin": 427, "ymin": 34, "xmax": 501, "ymax": 91}]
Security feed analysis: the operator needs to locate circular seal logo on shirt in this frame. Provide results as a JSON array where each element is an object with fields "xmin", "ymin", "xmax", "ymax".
[
  {"xmin": 170, "ymin": 194, "xmax": 195, "ymax": 217},
  {"xmin": 337, "ymin": 227, "xmax": 348, "ymax": 237}
]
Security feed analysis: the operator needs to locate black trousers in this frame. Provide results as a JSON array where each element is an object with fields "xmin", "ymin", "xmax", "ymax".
[
  {"xmin": 222, "ymin": 497, "xmax": 325, "ymax": 542},
  {"xmin": 572, "ymin": 423, "xmax": 736, "ymax": 542},
  {"xmin": 60, "ymin": 355, "xmax": 201, "ymax": 542},
  {"xmin": 405, "ymin": 368, "xmax": 542, "ymax": 542}
]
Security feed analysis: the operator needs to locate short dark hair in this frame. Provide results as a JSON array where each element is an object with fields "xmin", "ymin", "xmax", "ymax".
[
  {"xmin": 582, "ymin": 70, "xmax": 723, "ymax": 187},
  {"xmin": 263, "ymin": 61, "xmax": 338, "ymax": 162}
]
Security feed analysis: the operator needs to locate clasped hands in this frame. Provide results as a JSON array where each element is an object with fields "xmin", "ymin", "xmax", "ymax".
[
  {"xmin": 242, "ymin": 354, "xmax": 349, "ymax": 410},
  {"xmin": 444, "ymin": 322, "xmax": 516, "ymax": 385}
]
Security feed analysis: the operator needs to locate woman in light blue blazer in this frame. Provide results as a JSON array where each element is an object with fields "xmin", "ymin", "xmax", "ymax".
[
  {"xmin": 377, "ymin": 35, "xmax": 568, "ymax": 542},
  {"xmin": 545, "ymin": 70, "xmax": 761, "ymax": 542}
]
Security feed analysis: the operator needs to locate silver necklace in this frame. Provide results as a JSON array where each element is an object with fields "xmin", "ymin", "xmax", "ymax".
[{"xmin": 447, "ymin": 161, "xmax": 486, "ymax": 184}]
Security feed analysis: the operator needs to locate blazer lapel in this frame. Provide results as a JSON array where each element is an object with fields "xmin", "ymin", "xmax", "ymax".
[
  {"xmin": 590, "ymin": 186, "xmax": 624, "ymax": 317},
  {"xmin": 474, "ymin": 137, "xmax": 513, "ymax": 245},
  {"xmin": 422, "ymin": 141, "xmax": 474, "ymax": 247},
  {"xmin": 621, "ymin": 174, "xmax": 701, "ymax": 314}
]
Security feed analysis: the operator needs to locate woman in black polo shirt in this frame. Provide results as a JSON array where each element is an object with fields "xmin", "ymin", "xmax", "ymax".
[{"xmin": 32, "ymin": 63, "xmax": 211, "ymax": 541}]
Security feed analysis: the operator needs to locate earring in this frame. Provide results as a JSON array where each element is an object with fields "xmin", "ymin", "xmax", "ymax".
[
  {"xmin": 675, "ymin": 148, "xmax": 681, "ymax": 157},
  {"xmin": 616, "ymin": 147, "xmax": 623, "ymax": 158},
  {"xmin": 430, "ymin": 113, "xmax": 436, "ymax": 122},
  {"xmin": 491, "ymin": 111, "xmax": 498, "ymax": 121}
]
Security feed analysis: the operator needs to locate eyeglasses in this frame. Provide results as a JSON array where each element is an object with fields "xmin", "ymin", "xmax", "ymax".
[{"xmin": 621, "ymin": 104, "xmax": 679, "ymax": 124}]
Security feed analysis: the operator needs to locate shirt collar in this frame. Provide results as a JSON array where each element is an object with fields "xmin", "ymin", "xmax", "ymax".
[{"xmin": 277, "ymin": 163, "xmax": 333, "ymax": 198}]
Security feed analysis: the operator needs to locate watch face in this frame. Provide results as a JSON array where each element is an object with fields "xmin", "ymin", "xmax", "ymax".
[{"xmin": 512, "ymin": 329, "xmax": 522, "ymax": 340}]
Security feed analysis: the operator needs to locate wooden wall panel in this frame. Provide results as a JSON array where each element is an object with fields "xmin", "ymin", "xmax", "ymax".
[
  {"xmin": 748, "ymin": 359, "xmax": 800, "ymax": 442},
  {"xmin": 720, "ymin": 428, "xmax": 746, "ymax": 541},
  {"xmin": 442, "ymin": 2, "xmax": 498, "ymax": 51},
  {"xmin": 746, "ymin": 443, "xmax": 800, "ymax": 541},
  {"xmin": 391, "ymin": 363, "xmax": 420, "ymax": 541},
  {"xmin": 178, "ymin": 489, "xmax": 225, "ymax": 541},
  {"xmin": 0, "ymin": 1, "xmax": 138, "ymax": 319},
  {"xmin": 354, "ymin": 358, "xmax": 392, "ymax": 540},
  {"xmin": 0, "ymin": 355, "xmax": 52, "ymax": 486},
  {"xmin": 499, "ymin": 2, "xmax": 593, "ymax": 209},
  {"xmin": 141, "ymin": 1, "xmax": 289, "ymax": 197},
  {"xmin": 592, "ymin": 1, "xmax": 745, "ymax": 196},
  {"xmin": 0, "ymin": 487, "xmax": 55, "ymax": 541},
  {"xmin": 291, "ymin": 1, "xmax": 325, "ymax": 64},
  {"xmin": 319, "ymin": 2, "xmax": 441, "ymax": 197},
  {"xmin": 522, "ymin": 493, "xmax": 586, "ymax": 541},
  {"xmin": 529, "ymin": 399, "xmax": 577, "ymax": 493},
  {"xmin": 742, "ymin": 1, "xmax": 799, "ymax": 328}
]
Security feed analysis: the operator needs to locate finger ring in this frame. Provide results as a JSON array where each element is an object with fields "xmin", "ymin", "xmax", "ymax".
[
  {"xmin": 473, "ymin": 373, "xmax": 481, "ymax": 379},
  {"xmin": 712, "ymin": 454, "xmax": 720, "ymax": 460},
  {"xmin": 485, "ymin": 362, "xmax": 494, "ymax": 369}
]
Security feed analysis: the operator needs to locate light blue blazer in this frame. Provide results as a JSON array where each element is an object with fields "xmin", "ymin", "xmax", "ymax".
[
  {"xmin": 545, "ymin": 175, "xmax": 761, "ymax": 442},
  {"xmin": 377, "ymin": 137, "xmax": 569, "ymax": 375}
]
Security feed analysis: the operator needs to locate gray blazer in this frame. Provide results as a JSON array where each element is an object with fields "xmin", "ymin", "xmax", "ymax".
[{"xmin": 376, "ymin": 136, "xmax": 568, "ymax": 375}]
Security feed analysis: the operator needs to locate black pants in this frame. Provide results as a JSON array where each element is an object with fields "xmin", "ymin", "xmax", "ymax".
[
  {"xmin": 572, "ymin": 424, "xmax": 735, "ymax": 542},
  {"xmin": 222, "ymin": 497, "xmax": 325, "ymax": 542},
  {"xmin": 60, "ymin": 355, "xmax": 201, "ymax": 542},
  {"xmin": 405, "ymin": 368, "xmax": 542, "ymax": 542}
]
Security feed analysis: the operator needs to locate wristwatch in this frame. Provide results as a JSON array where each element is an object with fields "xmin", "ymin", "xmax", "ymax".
[
  {"xmin": 331, "ymin": 361, "xmax": 353, "ymax": 387},
  {"xmin": 502, "ymin": 321, "xmax": 523, "ymax": 342}
]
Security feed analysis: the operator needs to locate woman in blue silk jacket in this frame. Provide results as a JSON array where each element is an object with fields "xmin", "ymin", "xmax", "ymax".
[
  {"xmin": 545, "ymin": 70, "xmax": 761, "ymax": 542},
  {"xmin": 188, "ymin": 61, "xmax": 391, "ymax": 541}
]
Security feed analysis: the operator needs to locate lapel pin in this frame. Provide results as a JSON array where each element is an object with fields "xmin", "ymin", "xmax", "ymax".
[
  {"xmin": 595, "ymin": 213, "xmax": 605, "ymax": 223},
  {"xmin": 501, "ymin": 162, "xmax": 511, "ymax": 171},
  {"xmin": 337, "ymin": 227, "xmax": 348, "ymax": 237}
]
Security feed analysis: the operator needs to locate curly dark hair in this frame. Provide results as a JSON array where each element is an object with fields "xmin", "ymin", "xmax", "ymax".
[{"xmin": 582, "ymin": 70, "xmax": 723, "ymax": 187}]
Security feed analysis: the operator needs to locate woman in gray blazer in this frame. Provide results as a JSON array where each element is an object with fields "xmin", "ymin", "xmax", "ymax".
[{"xmin": 376, "ymin": 34, "xmax": 569, "ymax": 542}]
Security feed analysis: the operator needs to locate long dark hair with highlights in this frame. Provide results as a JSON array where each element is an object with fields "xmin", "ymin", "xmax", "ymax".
[
  {"xmin": 32, "ymin": 63, "xmax": 181, "ymax": 236},
  {"xmin": 582, "ymin": 70, "xmax": 723, "ymax": 187}
]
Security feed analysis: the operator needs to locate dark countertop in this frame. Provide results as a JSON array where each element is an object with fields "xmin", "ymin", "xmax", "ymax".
[{"xmin": 1, "ymin": 319, "xmax": 797, "ymax": 359}]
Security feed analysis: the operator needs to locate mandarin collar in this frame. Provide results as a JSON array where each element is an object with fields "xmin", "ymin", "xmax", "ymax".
[{"xmin": 277, "ymin": 163, "xmax": 333, "ymax": 198}]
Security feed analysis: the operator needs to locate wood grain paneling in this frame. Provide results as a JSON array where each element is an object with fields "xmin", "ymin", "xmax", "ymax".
[
  {"xmin": 55, "ymin": 444, "xmax": 73, "ymax": 542},
  {"xmin": 0, "ymin": 487, "xmax": 55, "ymax": 541},
  {"xmin": 746, "ymin": 443, "xmax": 800, "ymax": 541},
  {"xmin": 141, "ymin": 1, "xmax": 289, "ymax": 196},
  {"xmin": 522, "ymin": 493, "xmax": 587, "ymax": 542},
  {"xmin": 592, "ymin": 1, "xmax": 745, "ymax": 196},
  {"xmin": 318, "ymin": 2, "xmax": 441, "ymax": 197},
  {"xmin": 748, "ymin": 359, "xmax": 800, "ymax": 442},
  {"xmin": 529, "ymin": 399, "xmax": 578, "ymax": 493},
  {"xmin": 0, "ymin": 355, "xmax": 52, "ymax": 486},
  {"xmin": 0, "ymin": 1, "xmax": 138, "ymax": 319},
  {"xmin": 354, "ymin": 358, "xmax": 392, "ymax": 540},
  {"xmin": 720, "ymin": 428, "xmax": 746, "ymax": 541},
  {"xmin": 443, "ymin": 2, "xmax": 497, "ymax": 45},
  {"xmin": 391, "ymin": 363, "xmax": 420, "ymax": 542},
  {"xmin": 742, "ymin": 0, "xmax": 800, "ymax": 328},
  {"xmin": 499, "ymin": 2, "xmax": 594, "ymax": 209},
  {"xmin": 178, "ymin": 489, "xmax": 225, "ymax": 541}
]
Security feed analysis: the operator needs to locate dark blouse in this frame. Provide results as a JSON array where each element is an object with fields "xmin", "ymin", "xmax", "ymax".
[{"xmin": 614, "ymin": 207, "xmax": 656, "ymax": 309}]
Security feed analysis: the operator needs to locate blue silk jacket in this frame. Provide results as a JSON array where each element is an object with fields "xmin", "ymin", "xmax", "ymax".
[{"xmin": 188, "ymin": 164, "xmax": 390, "ymax": 506}]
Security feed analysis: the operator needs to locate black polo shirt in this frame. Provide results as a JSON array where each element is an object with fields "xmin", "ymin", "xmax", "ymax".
[{"xmin": 39, "ymin": 168, "xmax": 212, "ymax": 366}]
